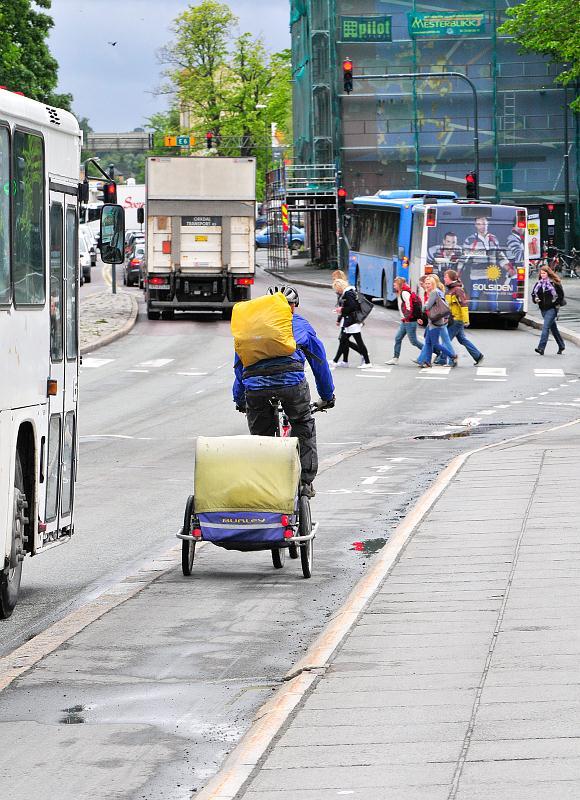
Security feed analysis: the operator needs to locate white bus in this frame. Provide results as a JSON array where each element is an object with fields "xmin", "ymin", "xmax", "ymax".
[{"xmin": 0, "ymin": 90, "xmax": 123, "ymax": 617}]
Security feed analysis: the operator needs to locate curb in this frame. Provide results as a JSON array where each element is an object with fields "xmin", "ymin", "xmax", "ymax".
[
  {"xmin": 80, "ymin": 293, "xmax": 139, "ymax": 356},
  {"xmin": 262, "ymin": 267, "xmax": 332, "ymax": 291},
  {"xmin": 521, "ymin": 314, "xmax": 580, "ymax": 347},
  {"xmin": 194, "ymin": 417, "xmax": 580, "ymax": 800}
]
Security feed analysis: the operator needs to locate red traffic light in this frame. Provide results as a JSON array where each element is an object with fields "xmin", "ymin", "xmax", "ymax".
[
  {"xmin": 466, "ymin": 173, "xmax": 475, "ymax": 184},
  {"xmin": 206, "ymin": 132, "xmax": 213, "ymax": 149},
  {"xmin": 337, "ymin": 187, "xmax": 348, "ymax": 199},
  {"xmin": 342, "ymin": 58, "xmax": 353, "ymax": 94},
  {"xmin": 465, "ymin": 171, "xmax": 478, "ymax": 200},
  {"xmin": 100, "ymin": 181, "xmax": 117, "ymax": 204},
  {"xmin": 546, "ymin": 203, "xmax": 555, "ymax": 213}
]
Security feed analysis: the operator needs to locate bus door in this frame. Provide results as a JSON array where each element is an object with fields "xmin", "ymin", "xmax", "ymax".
[{"xmin": 46, "ymin": 188, "xmax": 78, "ymax": 539}]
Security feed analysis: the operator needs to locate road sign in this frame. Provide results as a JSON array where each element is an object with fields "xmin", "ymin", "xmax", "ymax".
[
  {"xmin": 164, "ymin": 136, "xmax": 177, "ymax": 147},
  {"xmin": 281, "ymin": 203, "xmax": 289, "ymax": 232}
]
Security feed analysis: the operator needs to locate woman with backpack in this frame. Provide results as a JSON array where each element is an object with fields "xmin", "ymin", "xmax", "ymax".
[
  {"xmin": 531, "ymin": 266, "xmax": 566, "ymax": 355},
  {"xmin": 416, "ymin": 275, "xmax": 457, "ymax": 369},
  {"xmin": 331, "ymin": 279, "xmax": 373, "ymax": 369},
  {"xmin": 385, "ymin": 277, "xmax": 423, "ymax": 365}
]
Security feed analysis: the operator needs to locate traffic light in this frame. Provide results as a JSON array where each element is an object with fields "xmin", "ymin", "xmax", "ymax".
[
  {"xmin": 342, "ymin": 59, "xmax": 353, "ymax": 94},
  {"xmin": 337, "ymin": 186, "xmax": 348, "ymax": 210},
  {"xmin": 465, "ymin": 171, "xmax": 478, "ymax": 200},
  {"xmin": 206, "ymin": 132, "xmax": 214, "ymax": 150},
  {"xmin": 98, "ymin": 181, "xmax": 117, "ymax": 204}
]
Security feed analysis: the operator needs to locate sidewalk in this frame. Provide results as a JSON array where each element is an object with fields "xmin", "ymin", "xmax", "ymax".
[
  {"xmin": 201, "ymin": 420, "xmax": 580, "ymax": 800},
  {"xmin": 80, "ymin": 290, "xmax": 138, "ymax": 354}
]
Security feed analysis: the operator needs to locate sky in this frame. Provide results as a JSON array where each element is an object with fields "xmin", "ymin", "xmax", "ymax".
[{"xmin": 48, "ymin": 0, "xmax": 291, "ymax": 131}]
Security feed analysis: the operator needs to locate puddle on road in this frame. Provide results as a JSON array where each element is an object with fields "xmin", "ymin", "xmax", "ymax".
[
  {"xmin": 60, "ymin": 704, "xmax": 86, "ymax": 724},
  {"xmin": 350, "ymin": 538, "xmax": 387, "ymax": 557},
  {"xmin": 414, "ymin": 421, "xmax": 545, "ymax": 440}
]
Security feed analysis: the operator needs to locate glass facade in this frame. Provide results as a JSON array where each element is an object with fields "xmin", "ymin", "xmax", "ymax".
[{"xmin": 291, "ymin": 0, "xmax": 578, "ymax": 217}]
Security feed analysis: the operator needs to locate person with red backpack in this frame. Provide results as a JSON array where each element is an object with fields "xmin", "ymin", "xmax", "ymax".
[{"xmin": 385, "ymin": 277, "xmax": 423, "ymax": 365}]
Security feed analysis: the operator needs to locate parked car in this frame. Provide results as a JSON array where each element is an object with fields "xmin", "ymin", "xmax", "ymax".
[
  {"xmin": 79, "ymin": 234, "xmax": 92, "ymax": 283},
  {"xmin": 124, "ymin": 243, "xmax": 146, "ymax": 287},
  {"xmin": 80, "ymin": 224, "xmax": 97, "ymax": 266},
  {"xmin": 255, "ymin": 225, "xmax": 305, "ymax": 252}
]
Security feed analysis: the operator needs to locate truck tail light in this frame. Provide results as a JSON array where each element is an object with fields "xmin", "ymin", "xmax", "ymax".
[
  {"xmin": 426, "ymin": 208, "xmax": 437, "ymax": 227},
  {"xmin": 149, "ymin": 276, "xmax": 168, "ymax": 286},
  {"xmin": 517, "ymin": 268, "xmax": 526, "ymax": 282},
  {"xmin": 162, "ymin": 240, "xmax": 171, "ymax": 254},
  {"xmin": 516, "ymin": 209, "xmax": 527, "ymax": 229},
  {"xmin": 235, "ymin": 277, "xmax": 254, "ymax": 286}
]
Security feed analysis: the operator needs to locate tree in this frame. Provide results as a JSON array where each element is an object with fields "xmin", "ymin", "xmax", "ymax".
[
  {"xmin": 499, "ymin": 0, "xmax": 580, "ymax": 111},
  {"xmin": 0, "ymin": 0, "xmax": 72, "ymax": 109}
]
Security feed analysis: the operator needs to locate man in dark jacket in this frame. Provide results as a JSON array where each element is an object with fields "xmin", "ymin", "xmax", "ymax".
[{"xmin": 233, "ymin": 286, "xmax": 335, "ymax": 496}]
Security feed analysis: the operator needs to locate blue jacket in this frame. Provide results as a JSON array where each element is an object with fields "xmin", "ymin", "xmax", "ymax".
[{"xmin": 233, "ymin": 313, "xmax": 335, "ymax": 405}]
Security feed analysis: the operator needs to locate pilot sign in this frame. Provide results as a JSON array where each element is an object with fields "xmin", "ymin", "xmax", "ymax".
[{"xmin": 182, "ymin": 216, "xmax": 222, "ymax": 227}]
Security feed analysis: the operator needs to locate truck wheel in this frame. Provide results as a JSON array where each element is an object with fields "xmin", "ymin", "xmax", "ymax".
[
  {"xmin": 161, "ymin": 309, "xmax": 174, "ymax": 321},
  {"xmin": 221, "ymin": 308, "xmax": 232, "ymax": 321},
  {"xmin": 0, "ymin": 453, "xmax": 28, "ymax": 619}
]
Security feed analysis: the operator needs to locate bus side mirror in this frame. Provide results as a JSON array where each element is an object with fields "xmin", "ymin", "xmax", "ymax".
[
  {"xmin": 100, "ymin": 204, "xmax": 125, "ymax": 265},
  {"xmin": 137, "ymin": 207, "xmax": 144, "ymax": 225}
]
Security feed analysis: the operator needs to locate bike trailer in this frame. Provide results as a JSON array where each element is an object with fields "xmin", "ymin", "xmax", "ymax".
[{"xmin": 193, "ymin": 435, "xmax": 300, "ymax": 548}]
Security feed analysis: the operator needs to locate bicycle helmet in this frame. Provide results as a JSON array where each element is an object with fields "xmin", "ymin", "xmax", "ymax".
[{"xmin": 267, "ymin": 285, "xmax": 300, "ymax": 306}]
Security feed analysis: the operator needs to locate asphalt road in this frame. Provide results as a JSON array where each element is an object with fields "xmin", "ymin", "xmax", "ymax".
[{"xmin": 1, "ymin": 268, "xmax": 579, "ymax": 799}]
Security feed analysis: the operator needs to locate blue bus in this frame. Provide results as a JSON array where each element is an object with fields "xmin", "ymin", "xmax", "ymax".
[{"xmin": 347, "ymin": 190, "xmax": 529, "ymax": 321}]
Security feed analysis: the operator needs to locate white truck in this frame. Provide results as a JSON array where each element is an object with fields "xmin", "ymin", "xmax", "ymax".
[{"xmin": 144, "ymin": 156, "xmax": 256, "ymax": 320}]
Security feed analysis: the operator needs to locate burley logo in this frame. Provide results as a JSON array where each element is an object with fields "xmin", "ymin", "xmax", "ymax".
[{"xmin": 408, "ymin": 11, "xmax": 486, "ymax": 38}]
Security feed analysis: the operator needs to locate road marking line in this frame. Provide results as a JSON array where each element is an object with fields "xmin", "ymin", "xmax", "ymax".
[
  {"xmin": 539, "ymin": 391, "xmax": 549, "ymax": 395},
  {"xmin": 534, "ymin": 368, "xmax": 565, "ymax": 376},
  {"xmin": 547, "ymin": 387, "xmax": 559, "ymax": 392},
  {"xmin": 461, "ymin": 417, "xmax": 481, "ymax": 427},
  {"xmin": 196, "ymin": 389, "xmax": 205, "ymax": 394},
  {"xmin": 431, "ymin": 366, "xmax": 451, "ymax": 374},
  {"xmin": 361, "ymin": 476, "xmax": 379, "ymax": 485},
  {"xmin": 82, "ymin": 358, "xmax": 114, "ymax": 368},
  {"xmin": 494, "ymin": 404, "xmax": 510, "ymax": 409},
  {"xmin": 474, "ymin": 378, "xmax": 507, "ymax": 382},
  {"xmin": 526, "ymin": 396, "xmax": 538, "ymax": 400},
  {"xmin": 477, "ymin": 367, "xmax": 506, "ymax": 376},
  {"xmin": 478, "ymin": 409, "xmax": 496, "ymax": 415},
  {"xmin": 363, "ymin": 367, "xmax": 392, "ymax": 373},
  {"xmin": 356, "ymin": 373, "xmax": 387, "ymax": 379},
  {"xmin": 568, "ymin": 379, "xmax": 579, "ymax": 383},
  {"xmin": 510, "ymin": 400, "xmax": 524, "ymax": 404},
  {"xmin": 126, "ymin": 369, "xmax": 149, "ymax": 373},
  {"xmin": 416, "ymin": 375, "xmax": 447, "ymax": 380},
  {"xmin": 176, "ymin": 372, "xmax": 208, "ymax": 376},
  {"xmin": 137, "ymin": 358, "xmax": 174, "ymax": 368}
]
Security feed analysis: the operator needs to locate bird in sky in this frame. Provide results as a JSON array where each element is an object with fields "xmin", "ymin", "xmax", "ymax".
[{"xmin": 108, "ymin": 41, "xmax": 118, "ymax": 46}]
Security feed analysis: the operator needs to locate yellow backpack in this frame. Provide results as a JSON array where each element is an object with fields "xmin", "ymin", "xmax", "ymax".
[{"xmin": 231, "ymin": 293, "xmax": 297, "ymax": 367}]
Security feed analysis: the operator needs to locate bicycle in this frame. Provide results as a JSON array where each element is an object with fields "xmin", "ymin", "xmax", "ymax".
[{"xmin": 549, "ymin": 247, "xmax": 580, "ymax": 279}]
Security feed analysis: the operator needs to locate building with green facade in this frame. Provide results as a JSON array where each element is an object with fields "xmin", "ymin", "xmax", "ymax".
[{"xmin": 290, "ymin": 0, "xmax": 578, "ymax": 247}]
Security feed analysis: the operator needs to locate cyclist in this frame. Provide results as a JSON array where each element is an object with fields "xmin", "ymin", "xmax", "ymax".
[{"xmin": 233, "ymin": 285, "xmax": 335, "ymax": 497}]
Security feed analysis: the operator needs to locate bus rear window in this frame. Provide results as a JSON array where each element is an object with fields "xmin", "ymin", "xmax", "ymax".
[
  {"xmin": 13, "ymin": 130, "xmax": 45, "ymax": 306},
  {"xmin": 0, "ymin": 127, "xmax": 9, "ymax": 304}
]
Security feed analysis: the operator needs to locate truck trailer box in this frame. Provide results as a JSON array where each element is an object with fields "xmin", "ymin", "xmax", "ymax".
[{"xmin": 145, "ymin": 157, "xmax": 256, "ymax": 320}]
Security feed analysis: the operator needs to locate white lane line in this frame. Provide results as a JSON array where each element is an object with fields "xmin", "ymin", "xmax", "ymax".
[
  {"xmin": 474, "ymin": 378, "xmax": 507, "ymax": 382},
  {"xmin": 478, "ymin": 409, "xmax": 496, "ymax": 415},
  {"xmin": 537, "ymin": 402, "xmax": 580, "ymax": 408},
  {"xmin": 431, "ymin": 366, "xmax": 451, "ymax": 374},
  {"xmin": 416, "ymin": 375, "xmax": 447, "ymax": 380},
  {"xmin": 361, "ymin": 476, "xmax": 379, "ymax": 485},
  {"xmin": 371, "ymin": 465, "xmax": 393, "ymax": 473},
  {"xmin": 526, "ymin": 396, "xmax": 538, "ymax": 400},
  {"xmin": 126, "ymin": 369, "xmax": 150, "ymax": 373},
  {"xmin": 176, "ymin": 372, "xmax": 208, "ymax": 377},
  {"xmin": 363, "ymin": 367, "xmax": 392, "ymax": 373},
  {"xmin": 560, "ymin": 383, "xmax": 569, "ymax": 387},
  {"xmin": 137, "ymin": 358, "xmax": 175, "ymax": 368},
  {"xmin": 477, "ymin": 367, "xmax": 507, "ymax": 376},
  {"xmin": 80, "ymin": 434, "xmax": 153, "ymax": 441},
  {"xmin": 547, "ymin": 387, "xmax": 559, "ymax": 392},
  {"xmin": 534, "ymin": 368, "xmax": 565, "ymax": 376},
  {"xmin": 539, "ymin": 391, "xmax": 549, "ymax": 395},
  {"xmin": 195, "ymin": 389, "xmax": 205, "ymax": 394},
  {"xmin": 510, "ymin": 400, "xmax": 524, "ymax": 404},
  {"xmin": 568, "ymin": 379, "xmax": 579, "ymax": 383},
  {"xmin": 462, "ymin": 417, "xmax": 481, "ymax": 427},
  {"xmin": 494, "ymin": 404, "xmax": 510, "ymax": 409},
  {"xmin": 82, "ymin": 358, "xmax": 114, "ymax": 368},
  {"xmin": 356, "ymin": 373, "xmax": 387, "ymax": 379},
  {"xmin": 325, "ymin": 441, "xmax": 362, "ymax": 446}
]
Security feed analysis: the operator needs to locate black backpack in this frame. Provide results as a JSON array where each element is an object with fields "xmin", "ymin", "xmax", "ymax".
[{"xmin": 355, "ymin": 292, "xmax": 374, "ymax": 324}]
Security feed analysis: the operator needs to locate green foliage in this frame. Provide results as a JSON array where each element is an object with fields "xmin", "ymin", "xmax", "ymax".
[
  {"xmin": 156, "ymin": 0, "xmax": 292, "ymax": 199},
  {"xmin": 499, "ymin": 0, "xmax": 580, "ymax": 111},
  {"xmin": 0, "ymin": 0, "xmax": 72, "ymax": 109}
]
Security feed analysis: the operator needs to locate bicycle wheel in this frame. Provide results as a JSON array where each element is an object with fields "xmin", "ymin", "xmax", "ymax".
[
  {"xmin": 299, "ymin": 495, "xmax": 313, "ymax": 579},
  {"xmin": 271, "ymin": 547, "xmax": 286, "ymax": 569},
  {"xmin": 181, "ymin": 495, "xmax": 196, "ymax": 576}
]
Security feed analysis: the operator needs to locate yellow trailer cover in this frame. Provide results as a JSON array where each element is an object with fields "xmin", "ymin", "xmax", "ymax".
[{"xmin": 194, "ymin": 435, "xmax": 301, "ymax": 514}]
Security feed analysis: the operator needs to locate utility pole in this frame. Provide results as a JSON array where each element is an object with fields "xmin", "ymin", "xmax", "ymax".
[{"xmin": 563, "ymin": 85, "xmax": 571, "ymax": 254}]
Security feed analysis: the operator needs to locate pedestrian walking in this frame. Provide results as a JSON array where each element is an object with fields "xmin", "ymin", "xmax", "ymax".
[
  {"xmin": 435, "ymin": 270, "xmax": 483, "ymax": 365},
  {"xmin": 416, "ymin": 275, "xmax": 457, "ymax": 369},
  {"xmin": 385, "ymin": 277, "xmax": 422, "ymax": 364},
  {"xmin": 331, "ymin": 279, "xmax": 373, "ymax": 369},
  {"xmin": 531, "ymin": 266, "xmax": 566, "ymax": 355}
]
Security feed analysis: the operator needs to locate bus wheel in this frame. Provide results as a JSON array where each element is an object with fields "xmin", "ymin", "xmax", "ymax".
[
  {"xmin": 0, "ymin": 453, "xmax": 28, "ymax": 619},
  {"xmin": 381, "ymin": 275, "xmax": 389, "ymax": 307}
]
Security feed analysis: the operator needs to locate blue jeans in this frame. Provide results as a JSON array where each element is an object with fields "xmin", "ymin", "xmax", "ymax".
[
  {"xmin": 538, "ymin": 307, "xmax": 565, "ymax": 352},
  {"xmin": 433, "ymin": 325, "xmax": 458, "ymax": 365},
  {"xmin": 418, "ymin": 327, "xmax": 456, "ymax": 365},
  {"xmin": 448, "ymin": 321, "xmax": 482, "ymax": 362},
  {"xmin": 393, "ymin": 321, "xmax": 422, "ymax": 358}
]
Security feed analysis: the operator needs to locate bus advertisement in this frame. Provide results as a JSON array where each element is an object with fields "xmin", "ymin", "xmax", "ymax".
[{"xmin": 348, "ymin": 191, "xmax": 529, "ymax": 322}]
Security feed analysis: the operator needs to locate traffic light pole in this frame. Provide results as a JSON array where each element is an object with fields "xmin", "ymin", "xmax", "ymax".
[{"xmin": 352, "ymin": 71, "xmax": 480, "ymax": 199}]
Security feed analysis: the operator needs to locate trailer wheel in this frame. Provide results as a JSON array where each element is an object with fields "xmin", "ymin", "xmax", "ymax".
[
  {"xmin": 181, "ymin": 495, "xmax": 196, "ymax": 576},
  {"xmin": 271, "ymin": 547, "xmax": 286, "ymax": 569},
  {"xmin": 299, "ymin": 495, "xmax": 313, "ymax": 579},
  {"xmin": 0, "ymin": 453, "xmax": 28, "ymax": 619}
]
